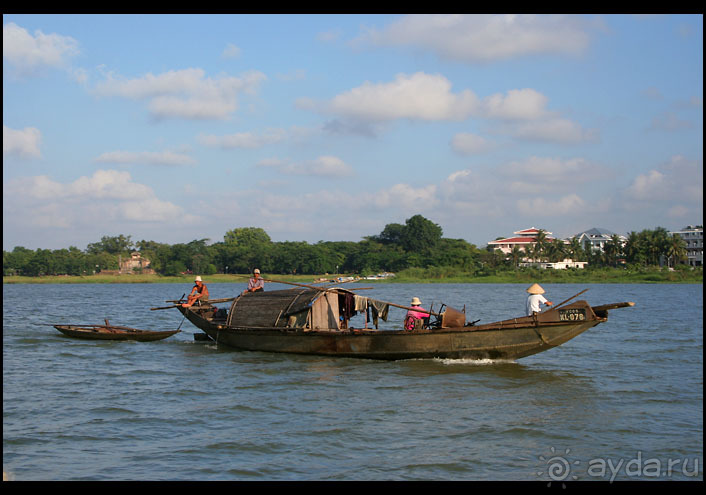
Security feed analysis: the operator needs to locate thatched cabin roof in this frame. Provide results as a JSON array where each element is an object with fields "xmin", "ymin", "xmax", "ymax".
[{"xmin": 227, "ymin": 288, "xmax": 321, "ymax": 327}]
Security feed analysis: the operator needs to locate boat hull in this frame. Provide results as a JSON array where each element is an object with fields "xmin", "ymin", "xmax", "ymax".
[
  {"xmin": 54, "ymin": 325, "xmax": 179, "ymax": 342},
  {"xmin": 178, "ymin": 303, "xmax": 604, "ymax": 361}
]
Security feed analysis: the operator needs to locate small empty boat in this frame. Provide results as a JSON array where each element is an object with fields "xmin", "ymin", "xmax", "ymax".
[{"xmin": 53, "ymin": 319, "xmax": 179, "ymax": 342}]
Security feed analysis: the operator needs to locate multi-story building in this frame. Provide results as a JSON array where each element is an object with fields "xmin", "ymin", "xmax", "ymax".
[
  {"xmin": 670, "ymin": 226, "xmax": 703, "ymax": 267},
  {"xmin": 487, "ymin": 227, "xmax": 557, "ymax": 255},
  {"xmin": 571, "ymin": 228, "xmax": 626, "ymax": 253},
  {"xmin": 487, "ymin": 227, "xmax": 586, "ymax": 269}
]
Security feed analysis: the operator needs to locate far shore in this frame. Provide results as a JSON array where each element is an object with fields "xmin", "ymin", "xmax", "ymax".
[{"xmin": 3, "ymin": 269, "xmax": 702, "ymax": 285}]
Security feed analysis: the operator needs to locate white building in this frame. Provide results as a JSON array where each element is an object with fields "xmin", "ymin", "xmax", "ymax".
[
  {"xmin": 519, "ymin": 259, "xmax": 588, "ymax": 270},
  {"xmin": 670, "ymin": 226, "xmax": 703, "ymax": 267},
  {"xmin": 572, "ymin": 228, "xmax": 626, "ymax": 253},
  {"xmin": 488, "ymin": 227, "xmax": 586, "ymax": 269}
]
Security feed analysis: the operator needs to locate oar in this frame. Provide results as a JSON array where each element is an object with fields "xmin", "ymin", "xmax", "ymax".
[
  {"xmin": 151, "ymin": 296, "xmax": 239, "ymax": 310},
  {"xmin": 151, "ymin": 304, "xmax": 183, "ymax": 310},
  {"xmin": 549, "ymin": 288, "xmax": 589, "ymax": 311}
]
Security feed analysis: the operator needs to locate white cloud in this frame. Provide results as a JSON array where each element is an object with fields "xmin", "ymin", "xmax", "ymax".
[
  {"xmin": 308, "ymin": 156, "xmax": 354, "ymax": 177},
  {"xmin": 121, "ymin": 198, "xmax": 185, "ymax": 221},
  {"xmin": 7, "ymin": 169, "xmax": 171, "ymax": 207},
  {"xmin": 510, "ymin": 117, "xmax": 598, "ymax": 143},
  {"xmin": 516, "ymin": 193, "xmax": 587, "ymax": 216},
  {"xmin": 198, "ymin": 129, "xmax": 287, "ymax": 149},
  {"xmin": 17, "ymin": 170, "xmax": 152, "ymax": 201},
  {"xmin": 257, "ymin": 155, "xmax": 354, "ymax": 178},
  {"xmin": 304, "ymin": 73, "xmax": 590, "ymax": 145},
  {"xmin": 370, "ymin": 183, "xmax": 439, "ymax": 209},
  {"xmin": 625, "ymin": 155, "xmax": 703, "ymax": 203},
  {"xmin": 94, "ymin": 150, "xmax": 196, "ymax": 166},
  {"xmin": 323, "ymin": 72, "xmax": 479, "ymax": 122},
  {"xmin": 625, "ymin": 169, "xmax": 667, "ymax": 201},
  {"xmin": 482, "ymin": 88, "xmax": 549, "ymax": 120},
  {"xmin": 3, "ymin": 125, "xmax": 42, "ymax": 158},
  {"xmin": 355, "ymin": 14, "xmax": 593, "ymax": 63},
  {"xmin": 648, "ymin": 111, "xmax": 694, "ymax": 131},
  {"xmin": 3, "ymin": 22, "xmax": 79, "ymax": 75},
  {"xmin": 2, "ymin": 170, "xmax": 195, "ymax": 243},
  {"xmin": 502, "ymin": 156, "xmax": 596, "ymax": 181},
  {"xmin": 94, "ymin": 68, "xmax": 266, "ymax": 120},
  {"xmin": 222, "ymin": 43, "xmax": 241, "ymax": 59},
  {"xmin": 450, "ymin": 132, "xmax": 493, "ymax": 154},
  {"xmin": 667, "ymin": 205, "xmax": 690, "ymax": 218},
  {"xmin": 317, "ymin": 29, "xmax": 343, "ymax": 43}
]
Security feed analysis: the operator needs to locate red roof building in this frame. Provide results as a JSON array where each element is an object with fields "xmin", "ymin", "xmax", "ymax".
[{"xmin": 487, "ymin": 227, "xmax": 556, "ymax": 255}]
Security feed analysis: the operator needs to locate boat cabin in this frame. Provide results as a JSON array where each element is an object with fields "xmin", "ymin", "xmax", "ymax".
[{"xmin": 224, "ymin": 288, "xmax": 380, "ymax": 331}]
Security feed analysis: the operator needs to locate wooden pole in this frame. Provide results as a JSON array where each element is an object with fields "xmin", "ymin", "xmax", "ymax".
[
  {"xmin": 249, "ymin": 275, "xmax": 444, "ymax": 317},
  {"xmin": 549, "ymin": 288, "xmax": 589, "ymax": 311}
]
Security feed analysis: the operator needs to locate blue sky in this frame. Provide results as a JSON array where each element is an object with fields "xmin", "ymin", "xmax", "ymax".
[{"xmin": 3, "ymin": 14, "xmax": 703, "ymax": 251}]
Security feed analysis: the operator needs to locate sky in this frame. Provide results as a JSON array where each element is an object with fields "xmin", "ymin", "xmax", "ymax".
[{"xmin": 3, "ymin": 14, "xmax": 703, "ymax": 251}]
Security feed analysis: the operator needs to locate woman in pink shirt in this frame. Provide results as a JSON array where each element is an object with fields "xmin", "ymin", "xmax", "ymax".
[{"xmin": 404, "ymin": 297, "xmax": 429, "ymax": 330}]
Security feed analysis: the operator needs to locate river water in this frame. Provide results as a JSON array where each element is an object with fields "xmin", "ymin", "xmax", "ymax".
[{"xmin": 3, "ymin": 282, "xmax": 702, "ymax": 481}]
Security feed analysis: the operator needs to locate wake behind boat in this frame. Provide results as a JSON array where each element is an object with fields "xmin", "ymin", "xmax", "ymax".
[{"xmin": 157, "ymin": 281, "xmax": 634, "ymax": 361}]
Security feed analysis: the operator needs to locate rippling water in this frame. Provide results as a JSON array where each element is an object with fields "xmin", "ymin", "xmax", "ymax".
[{"xmin": 3, "ymin": 282, "xmax": 702, "ymax": 481}]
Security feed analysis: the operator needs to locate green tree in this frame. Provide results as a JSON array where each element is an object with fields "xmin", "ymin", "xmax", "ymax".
[
  {"xmin": 86, "ymin": 235, "xmax": 134, "ymax": 255},
  {"xmin": 532, "ymin": 229, "xmax": 549, "ymax": 261},
  {"xmin": 666, "ymin": 234, "xmax": 687, "ymax": 267},
  {"xmin": 546, "ymin": 239, "xmax": 567, "ymax": 263},
  {"xmin": 223, "ymin": 227, "xmax": 273, "ymax": 273},
  {"xmin": 509, "ymin": 245, "xmax": 525, "ymax": 269},
  {"xmin": 401, "ymin": 215, "xmax": 443, "ymax": 253},
  {"xmin": 567, "ymin": 237, "xmax": 585, "ymax": 261},
  {"xmin": 602, "ymin": 234, "xmax": 623, "ymax": 267},
  {"xmin": 624, "ymin": 231, "xmax": 646, "ymax": 266},
  {"xmin": 3, "ymin": 246, "xmax": 35, "ymax": 275},
  {"xmin": 646, "ymin": 227, "xmax": 671, "ymax": 266},
  {"xmin": 433, "ymin": 238, "xmax": 479, "ymax": 271},
  {"xmin": 371, "ymin": 222, "xmax": 406, "ymax": 245}
]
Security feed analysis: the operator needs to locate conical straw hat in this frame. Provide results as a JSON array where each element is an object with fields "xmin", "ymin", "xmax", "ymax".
[{"xmin": 526, "ymin": 283, "xmax": 545, "ymax": 294}]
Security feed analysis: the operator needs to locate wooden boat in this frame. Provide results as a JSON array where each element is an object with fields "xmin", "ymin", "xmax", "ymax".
[
  {"xmin": 162, "ymin": 282, "xmax": 634, "ymax": 361},
  {"xmin": 54, "ymin": 319, "xmax": 180, "ymax": 342}
]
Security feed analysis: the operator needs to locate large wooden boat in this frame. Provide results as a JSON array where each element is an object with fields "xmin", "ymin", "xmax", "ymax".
[
  {"xmin": 54, "ymin": 320, "xmax": 180, "ymax": 342},
  {"xmin": 166, "ymin": 285, "xmax": 633, "ymax": 361}
]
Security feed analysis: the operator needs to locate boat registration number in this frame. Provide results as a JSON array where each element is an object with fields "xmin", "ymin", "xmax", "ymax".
[{"xmin": 558, "ymin": 308, "xmax": 586, "ymax": 321}]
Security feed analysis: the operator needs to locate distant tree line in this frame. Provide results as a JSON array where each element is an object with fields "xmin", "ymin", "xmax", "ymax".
[{"xmin": 2, "ymin": 217, "xmax": 695, "ymax": 277}]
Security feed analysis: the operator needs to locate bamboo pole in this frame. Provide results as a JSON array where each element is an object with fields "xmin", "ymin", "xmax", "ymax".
[
  {"xmin": 548, "ymin": 288, "xmax": 589, "ymax": 311},
  {"xmin": 240, "ymin": 275, "xmax": 444, "ymax": 317}
]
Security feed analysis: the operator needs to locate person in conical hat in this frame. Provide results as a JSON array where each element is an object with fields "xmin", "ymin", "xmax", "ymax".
[
  {"xmin": 526, "ymin": 283, "xmax": 545, "ymax": 294},
  {"xmin": 526, "ymin": 283, "xmax": 552, "ymax": 315}
]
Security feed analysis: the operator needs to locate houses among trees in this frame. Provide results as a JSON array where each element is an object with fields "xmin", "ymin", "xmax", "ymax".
[
  {"xmin": 487, "ymin": 225, "xmax": 700, "ymax": 270},
  {"xmin": 2, "ymin": 217, "xmax": 702, "ymax": 277}
]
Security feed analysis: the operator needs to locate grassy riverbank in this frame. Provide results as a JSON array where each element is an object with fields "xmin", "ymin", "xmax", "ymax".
[{"xmin": 3, "ymin": 266, "xmax": 702, "ymax": 284}]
